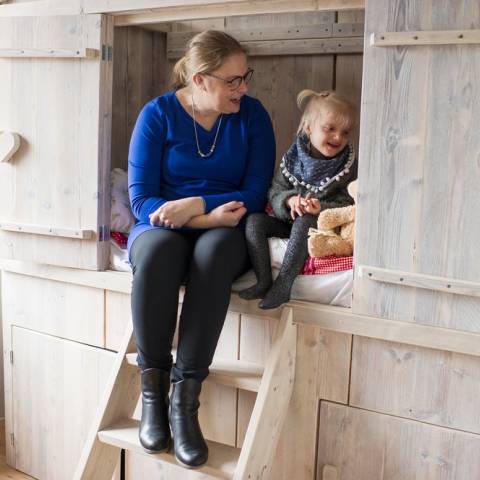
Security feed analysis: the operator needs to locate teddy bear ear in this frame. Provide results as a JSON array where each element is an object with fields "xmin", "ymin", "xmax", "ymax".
[{"xmin": 347, "ymin": 180, "xmax": 358, "ymax": 200}]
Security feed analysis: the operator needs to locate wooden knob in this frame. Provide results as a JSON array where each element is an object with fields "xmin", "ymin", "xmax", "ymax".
[{"xmin": 0, "ymin": 131, "xmax": 21, "ymax": 163}]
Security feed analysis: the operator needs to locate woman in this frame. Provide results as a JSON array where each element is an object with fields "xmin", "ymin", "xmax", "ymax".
[{"xmin": 128, "ymin": 30, "xmax": 275, "ymax": 468}]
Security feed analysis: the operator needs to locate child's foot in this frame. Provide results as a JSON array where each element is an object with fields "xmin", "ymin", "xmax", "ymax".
[
  {"xmin": 239, "ymin": 283, "xmax": 271, "ymax": 300},
  {"xmin": 258, "ymin": 283, "xmax": 291, "ymax": 310}
]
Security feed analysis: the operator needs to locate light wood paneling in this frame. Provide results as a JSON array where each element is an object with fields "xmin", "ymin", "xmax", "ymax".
[
  {"xmin": 237, "ymin": 315, "xmax": 352, "ymax": 480},
  {"xmin": 353, "ymin": 0, "xmax": 480, "ymax": 333},
  {"xmin": 105, "ymin": 290, "xmax": 131, "ymax": 350},
  {"xmin": 317, "ymin": 402, "xmax": 480, "ymax": 480},
  {"xmin": 3, "ymin": 271, "xmax": 105, "ymax": 347},
  {"xmin": 335, "ymin": 10, "xmax": 364, "ymax": 154},
  {"xmin": 0, "ymin": 15, "xmax": 112, "ymax": 270},
  {"xmin": 351, "ymin": 336, "xmax": 480, "ymax": 434},
  {"xmin": 125, "ymin": 450, "xmax": 221, "ymax": 479},
  {"xmin": 11, "ymin": 327, "xmax": 116, "ymax": 480},
  {"xmin": 199, "ymin": 312, "xmax": 239, "ymax": 447}
]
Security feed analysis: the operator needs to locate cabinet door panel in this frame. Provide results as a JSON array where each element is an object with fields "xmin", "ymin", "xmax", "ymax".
[
  {"xmin": 11, "ymin": 326, "xmax": 116, "ymax": 480},
  {"xmin": 318, "ymin": 402, "xmax": 480, "ymax": 480}
]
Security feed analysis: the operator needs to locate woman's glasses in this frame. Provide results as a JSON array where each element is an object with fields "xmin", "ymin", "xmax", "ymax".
[{"xmin": 204, "ymin": 68, "xmax": 254, "ymax": 90}]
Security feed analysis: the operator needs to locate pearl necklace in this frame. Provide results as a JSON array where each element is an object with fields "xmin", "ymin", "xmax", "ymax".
[{"xmin": 191, "ymin": 95, "xmax": 223, "ymax": 158}]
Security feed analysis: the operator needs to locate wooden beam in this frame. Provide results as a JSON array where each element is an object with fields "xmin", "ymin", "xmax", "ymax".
[
  {"xmin": 0, "ymin": 48, "xmax": 98, "ymax": 58},
  {"xmin": 358, "ymin": 265, "xmax": 480, "ymax": 298},
  {"xmin": 168, "ymin": 37, "xmax": 364, "ymax": 58},
  {"xmin": 0, "ymin": 221, "xmax": 95, "ymax": 239},
  {"xmin": 0, "ymin": 0, "xmax": 81, "ymax": 16},
  {"xmin": 111, "ymin": 0, "xmax": 365, "ymax": 27},
  {"xmin": 371, "ymin": 29, "xmax": 480, "ymax": 47},
  {"xmin": 291, "ymin": 301, "xmax": 480, "ymax": 358}
]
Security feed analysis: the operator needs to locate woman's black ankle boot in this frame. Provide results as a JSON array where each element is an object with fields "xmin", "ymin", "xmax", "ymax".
[
  {"xmin": 139, "ymin": 368, "xmax": 171, "ymax": 453},
  {"xmin": 169, "ymin": 378, "xmax": 208, "ymax": 467}
]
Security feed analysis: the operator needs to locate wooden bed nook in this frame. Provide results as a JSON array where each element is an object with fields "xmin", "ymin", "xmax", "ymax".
[{"xmin": 0, "ymin": 0, "xmax": 479, "ymax": 479}]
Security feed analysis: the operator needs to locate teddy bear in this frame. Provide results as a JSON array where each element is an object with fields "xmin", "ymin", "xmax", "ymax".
[{"xmin": 307, "ymin": 180, "xmax": 357, "ymax": 258}]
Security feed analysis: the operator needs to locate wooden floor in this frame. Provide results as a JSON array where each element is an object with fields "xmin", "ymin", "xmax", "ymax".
[{"xmin": 0, "ymin": 421, "xmax": 34, "ymax": 480}]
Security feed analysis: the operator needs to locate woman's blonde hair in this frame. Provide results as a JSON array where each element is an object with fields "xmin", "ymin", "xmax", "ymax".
[
  {"xmin": 171, "ymin": 30, "xmax": 248, "ymax": 90},
  {"xmin": 296, "ymin": 89, "xmax": 357, "ymax": 134}
]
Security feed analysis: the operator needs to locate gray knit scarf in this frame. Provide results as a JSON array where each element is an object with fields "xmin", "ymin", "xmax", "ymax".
[{"xmin": 280, "ymin": 133, "xmax": 355, "ymax": 194}]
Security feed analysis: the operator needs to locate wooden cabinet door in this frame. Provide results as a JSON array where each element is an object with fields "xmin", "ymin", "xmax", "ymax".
[
  {"xmin": 0, "ymin": 14, "xmax": 113, "ymax": 270},
  {"xmin": 317, "ymin": 402, "xmax": 480, "ymax": 480},
  {"xmin": 353, "ymin": 0, "xmax": 480, "ymax": 333},
  {"xmin": 11, "ymin": 326, "xmax": 116, "ymax": 480}
]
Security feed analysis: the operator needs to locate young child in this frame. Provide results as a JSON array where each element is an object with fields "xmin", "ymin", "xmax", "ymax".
[{"xmin": 239, "ymin": 90, "xmax": 358, "ymax": 309}]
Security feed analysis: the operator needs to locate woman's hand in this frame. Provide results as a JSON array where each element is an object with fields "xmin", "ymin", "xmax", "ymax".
[
  {"xmin": 208, "ymin": 201, "xmax": 247, "ymax": 227},
  {"xmin": 149, "ymin": 197, "xmax": 204, "ymax": 229},
  {"xmin": 287, "ymin": 194, "xmax": 305, "ymax": 220}
]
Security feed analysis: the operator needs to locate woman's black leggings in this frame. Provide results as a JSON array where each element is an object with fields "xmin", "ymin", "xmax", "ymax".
[{"xmin": 130, "ymin": 227, "xmax": 248, "ymax": 382}]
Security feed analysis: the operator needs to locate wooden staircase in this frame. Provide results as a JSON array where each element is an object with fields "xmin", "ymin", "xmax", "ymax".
[{"xmin": 74, "ymin": 307, "xmax": 297, "ymax": 480}]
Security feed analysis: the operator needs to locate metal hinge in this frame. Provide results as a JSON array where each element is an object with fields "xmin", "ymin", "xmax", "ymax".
[
  {"xmin": 98, "ymin": 225, "xmax": 110, "ymax": 242},
  {"xmin": 10, "ymin": 350, "xmax": 13, "ymax": 364},
  {"xmin": 10, "ymin": 433, "xmax": 14, "ymax": 446},
  {"xmin": 101, "ymin": 44, "xmax": 113, "ymax": 61}
]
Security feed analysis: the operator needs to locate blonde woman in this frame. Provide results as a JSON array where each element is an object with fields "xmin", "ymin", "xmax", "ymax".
[
  {"xmin": 128, "ymin": 30, "xmax": 275, "ymax": 467},
  {"xmin": 239, "ymin": 90, "xmax": 357, "ymax": 309}
]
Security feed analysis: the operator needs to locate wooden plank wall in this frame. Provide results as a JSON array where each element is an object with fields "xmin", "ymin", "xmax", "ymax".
[
  {"xmin": 111, "ymin": 10, "xmax": 364, "ymax": 170},
  {"xmin": 353, "ymin": 0, "xmax": 480, "ymax": 333}
]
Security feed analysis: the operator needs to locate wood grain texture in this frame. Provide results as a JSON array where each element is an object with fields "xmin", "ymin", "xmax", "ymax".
[
  {"xmin": 236, "ymin": 314, "xmax": 352, "ymax": 479},
  {"xmin": 0, "ymin": 15, "xmax": 109, "ymax": 270},
  {"xmin": 351, "ymin": 336, "xmax": 480, "ymax": 434},
  {"xmin": 12, "ymin": 327, "xmax": 116, "ymax": 480},
  {"xmin": 3, "ymin": 271, "xmax": 105, "ymax": 347},
  {"xmin": 353, "ymin": 0, "xmax": 480, "ymax": 333},
  {"xmin": 317, "ymin": 402, "xmax": 480, "ymax": 480}
]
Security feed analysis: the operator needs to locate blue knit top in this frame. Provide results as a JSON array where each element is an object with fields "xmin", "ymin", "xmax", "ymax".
[{"xmin": 127, "ymin": 91, "xmax": 276, "ymax": 252}]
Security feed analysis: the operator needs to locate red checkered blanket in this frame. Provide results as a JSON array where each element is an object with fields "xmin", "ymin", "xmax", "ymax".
[{"xmin": 301, "ymin": 255, "xmax": 353, "ymax": 275}]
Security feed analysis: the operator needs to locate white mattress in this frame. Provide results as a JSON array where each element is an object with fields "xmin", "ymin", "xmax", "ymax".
[{"xmin": 110, "ymin": 237, "xmax": 353, "ymax": 307}]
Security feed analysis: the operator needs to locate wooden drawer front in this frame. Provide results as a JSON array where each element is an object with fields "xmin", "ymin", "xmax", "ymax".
[
  {"xmin": 350, "ymin": 336, "xmax": 480, "ymax": 434},
  {"xmin": 318, "ymin": 402, "xmax": 480, "ymax": 480},
  {"xmin": 12, "ymin": 327, "xmax": 116, "ymax": 480},
  {"xmin": 3, "ymin": 271, "xmax": 105, "ymax": 347}
]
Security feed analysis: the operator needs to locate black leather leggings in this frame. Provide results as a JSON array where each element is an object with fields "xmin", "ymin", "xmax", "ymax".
[{"xmin": 130, "ymin": 227, "xmax": 248, "ymax": 382}]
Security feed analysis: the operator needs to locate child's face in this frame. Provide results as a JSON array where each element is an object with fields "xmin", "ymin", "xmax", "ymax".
[{"xmin": 305, "ymin": 112, "xmax": 351, "ymax": 158}]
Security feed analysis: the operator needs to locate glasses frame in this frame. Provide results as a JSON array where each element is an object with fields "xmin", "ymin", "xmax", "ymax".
[{"xmin": 204, "ymin": 68, "xmax": 254, "ymax": 90}]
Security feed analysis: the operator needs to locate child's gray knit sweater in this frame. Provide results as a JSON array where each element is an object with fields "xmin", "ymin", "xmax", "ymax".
[{"xmin": 268, "ymin": 167, "xmax": 356, "ymax": 223}]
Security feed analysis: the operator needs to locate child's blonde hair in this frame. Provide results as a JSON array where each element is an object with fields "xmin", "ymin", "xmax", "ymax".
[{"xmin": 296, "ymin": 90, "xmax": 356, "ymax": 135}]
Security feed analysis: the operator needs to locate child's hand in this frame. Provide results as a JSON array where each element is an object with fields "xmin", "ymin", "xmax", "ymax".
[
  {"xmin": 287, "ymin": 194, "xmax": 305, "ymax": 220},
  {"xmin": 302, "ymin": 197, "xmax": 321, "ymax": 215}
]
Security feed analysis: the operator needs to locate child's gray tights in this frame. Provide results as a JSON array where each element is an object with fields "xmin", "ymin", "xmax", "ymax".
[{"xmin": 239, "ymin": 213, "xmax": 317, "ymax": 309}]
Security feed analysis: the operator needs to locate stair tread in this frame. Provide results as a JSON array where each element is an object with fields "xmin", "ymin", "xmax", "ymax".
[
  {"xmin": 98, "ymin": 418, "xmax": 239, "ymax": 479},
  {"xmin": 126, "ymin": 352, "xmax": 264, "ymax": 392}
]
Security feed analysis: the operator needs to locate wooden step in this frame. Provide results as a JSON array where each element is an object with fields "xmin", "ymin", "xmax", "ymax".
[
  {"xmin": 126, "ymin": 353, "xmax": 264, "ymax": 392},
  {"xmin": 98, "ymin": 418, "xmax": 239, "ymax": 479}
]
